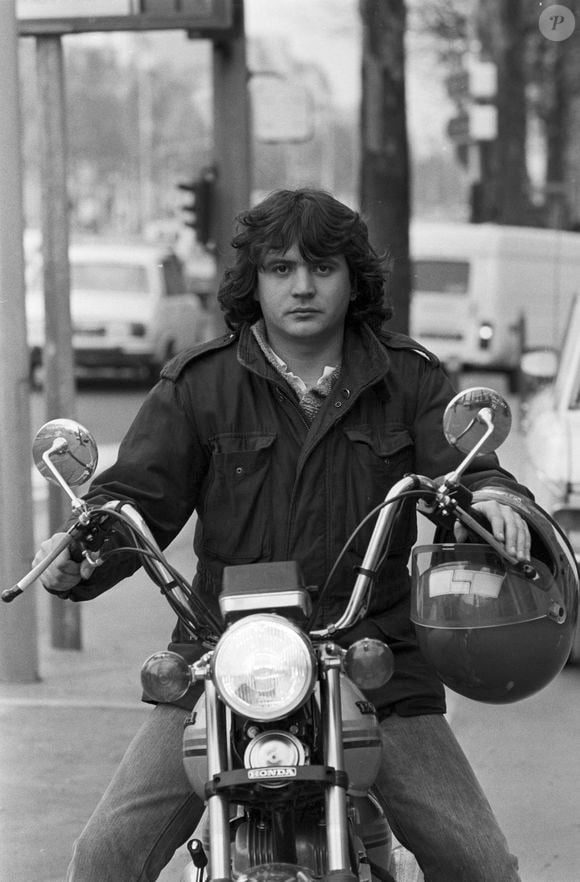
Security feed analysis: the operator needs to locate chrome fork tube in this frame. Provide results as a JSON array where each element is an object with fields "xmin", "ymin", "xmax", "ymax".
[
  {"xmin": 322, "ymin": 664, "xmax": 351, "ymax": 871},
  {"xmin": 205, "ymin": 680, "xmax": 230, "ymax": 881}
]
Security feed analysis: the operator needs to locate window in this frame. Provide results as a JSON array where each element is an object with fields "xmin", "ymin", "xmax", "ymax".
[
  {"xmin": 71, "ymin": 263, "xmax": 149, "ymax": 294},
  {"xmin": 412, "ymin": 260, "xmax": 470, "ymax": 294}
]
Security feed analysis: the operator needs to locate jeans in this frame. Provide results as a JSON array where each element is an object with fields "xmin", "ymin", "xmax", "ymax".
[
  {"xmin": 67, "ymin": 706, "xmax": 520, "ymax": 882},
  {"xmin": 373, "ymin": 713, "xmax": 521, "ymax": 882}
]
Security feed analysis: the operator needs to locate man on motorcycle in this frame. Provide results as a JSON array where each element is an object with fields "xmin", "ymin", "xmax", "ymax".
[{"xmin": 35, "ymin": 188, "xmax": 529, "ymax": 881}]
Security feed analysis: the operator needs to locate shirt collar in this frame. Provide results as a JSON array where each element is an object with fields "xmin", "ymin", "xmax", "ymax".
[{"xmin": 250, "ymin": 319, "xmax": 341, "ymax": 396}]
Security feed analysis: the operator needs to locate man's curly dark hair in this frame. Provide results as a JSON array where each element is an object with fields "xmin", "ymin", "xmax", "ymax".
[{"xmin": 217, "ymin": 188, "xmax": 392, "ymax": 332}]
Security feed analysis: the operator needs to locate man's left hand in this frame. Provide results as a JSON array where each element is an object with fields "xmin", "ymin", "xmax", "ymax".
[{"xmin": 454, "ymin": 500, "xmax": 531, "ymax": 561}]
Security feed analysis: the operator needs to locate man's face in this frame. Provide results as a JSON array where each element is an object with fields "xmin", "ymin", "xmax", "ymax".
[{"xmin": 255, "ymin": 243, "xmax": 351, "ymax": 348}]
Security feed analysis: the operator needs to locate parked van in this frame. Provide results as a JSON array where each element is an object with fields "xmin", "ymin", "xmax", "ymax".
[{"xmin": 409, "ymin": 221, "xmax": 580, "ymax": 388}]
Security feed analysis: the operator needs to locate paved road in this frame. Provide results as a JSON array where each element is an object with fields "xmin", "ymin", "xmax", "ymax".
[{"xmin": 448, "ymin": 673, "xmax": 580, "ymax": 881}]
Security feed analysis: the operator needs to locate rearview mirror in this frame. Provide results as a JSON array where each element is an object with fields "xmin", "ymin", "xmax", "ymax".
[
  {"xmin": 443, "ymin": 387, "xmax": 511, "ymax": 454},
  {"xmin": 32, "ymin": 419, "xmax": 98, "ymax": 487}
]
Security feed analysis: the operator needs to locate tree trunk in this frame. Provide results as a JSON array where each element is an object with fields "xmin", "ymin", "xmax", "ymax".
[
  {"xmin": 559, "ymin": 15, "xmax": 580, "ymax": 229},
  {"xmin": 528, "ymin": 1, "xmax": 580, "ymax": 230},
  {"xmin": 476, "ymin": 0, "xmax": 532, "ymax": 224},
  {"xmin": 359, "ymin": 0, "xmax": 411, "ymax": 334}
]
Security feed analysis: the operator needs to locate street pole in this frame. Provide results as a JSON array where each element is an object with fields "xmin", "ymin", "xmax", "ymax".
[
  {"xmin": 0, "ymin": 0, "xmax": 39, "ymax": 682},
  {"xmin": 36, "ymin": 35, "xmax": 81, "ymax": 650},
  {"xmin": 211, "ymin": 0, "xmax": 251, "ymax": 334}
]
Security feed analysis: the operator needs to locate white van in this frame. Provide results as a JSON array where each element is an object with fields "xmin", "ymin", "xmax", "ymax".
[{"xmin": 409, "ymin": 221, "xmax": 580, "ymax": 388}]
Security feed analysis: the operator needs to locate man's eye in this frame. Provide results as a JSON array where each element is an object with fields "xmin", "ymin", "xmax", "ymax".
[
  {"xmin": 272, "ymin": 263, "xmax": 290, "ymax": 275},
  {"xmin": 314, "ymin": 263, "xmax": 332, "ymax": 275}
]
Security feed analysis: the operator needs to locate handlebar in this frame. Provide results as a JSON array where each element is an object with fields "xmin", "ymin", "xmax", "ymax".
[
  {"xmin": 311, "ymin": 474, "xmax": 436, "ymax": 638},
  {"xmin": 2, "ymin": 530, "xmax": 75, "ymax": 603}
]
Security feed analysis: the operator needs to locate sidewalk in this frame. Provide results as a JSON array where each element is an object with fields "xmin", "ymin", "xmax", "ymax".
[{"xmin": 0, "ymin": 466, "xmax": 195, "ymax": 881}]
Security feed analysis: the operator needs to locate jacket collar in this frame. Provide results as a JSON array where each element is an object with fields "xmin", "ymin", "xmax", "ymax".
[{"xmin": 237, "ymin": 321, "xmax": 391, "ymax": 393}]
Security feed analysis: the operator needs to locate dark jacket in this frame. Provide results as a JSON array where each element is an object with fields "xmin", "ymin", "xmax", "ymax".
[{"xmin": 67, "ymin": 322, "xmax": 529, "ymax": 718}]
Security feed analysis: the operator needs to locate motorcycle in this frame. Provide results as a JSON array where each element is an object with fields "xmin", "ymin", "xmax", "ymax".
[{"xmin": 4, "ymin": 387, "xmax": 578, "ymax": 882}]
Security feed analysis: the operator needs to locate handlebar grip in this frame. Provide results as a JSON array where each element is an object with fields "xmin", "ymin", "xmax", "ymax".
[
  {"xmin": 2, "ymin": 585, "xmax": 24, "ymax": 603},
  {"xmin": 1, "ymin": 531, "xmax": 74, "ymax": 603}
]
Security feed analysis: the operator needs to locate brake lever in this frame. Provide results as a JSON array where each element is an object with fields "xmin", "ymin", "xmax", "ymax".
[
  {"xmin": 67, "ymin": 513, "xmax": 113, "ymax": 566},
  {"xmin": 422, "ymin": 484, "xmax": 538, "ymax": 581},
  {"xmin": 453, "ymin": 504, "xmax": 539, "ymax": 580}
]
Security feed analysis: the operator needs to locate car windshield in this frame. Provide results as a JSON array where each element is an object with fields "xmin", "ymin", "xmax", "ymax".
[
  {"xmin": 412, "ymin": 260, "xmax": 469, "ymax": 294},
  {"xmin": 71, "ymin": 262, "xmax": 150, "ymax": 293}
]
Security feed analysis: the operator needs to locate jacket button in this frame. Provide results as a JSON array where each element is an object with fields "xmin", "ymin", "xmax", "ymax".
[
  {"xmin": 235, "ymin": 466, "xmax": 244, "ymax": 475},
  {"xmin": 334, "ymin": 401, "xmax": 342, "ymax": 408},
  {"xmin": 342, "ymin": 388, "xmax": 351, "ymax": 399}
]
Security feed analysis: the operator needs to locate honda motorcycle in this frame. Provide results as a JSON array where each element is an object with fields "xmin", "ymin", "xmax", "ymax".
[{"xmin": 4, "ymin": 387, "xmax": 578, "ymax": 882}]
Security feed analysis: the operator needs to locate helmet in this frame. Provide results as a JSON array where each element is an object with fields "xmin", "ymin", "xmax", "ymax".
[{"xmin": 411, "ymin": 489, "xmax": 579, "ymax": 703}]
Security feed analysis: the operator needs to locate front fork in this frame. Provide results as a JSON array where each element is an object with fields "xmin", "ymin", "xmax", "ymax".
[
  {"xmin": 320, "ymin": 648, "xmax": 355, "ymax": 876},
  {"xmin": 204, "ymin": 679, "xmax": 231, "ymax": 882},
  {"xmin": 200, "ymin": 651, "xmax": 356, "ymax": 882}
]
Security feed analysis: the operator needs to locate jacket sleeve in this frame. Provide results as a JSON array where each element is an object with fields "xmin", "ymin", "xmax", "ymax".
[{"xmin": 62, "ymin": 376, "xmax": 207, "ymax": 601}]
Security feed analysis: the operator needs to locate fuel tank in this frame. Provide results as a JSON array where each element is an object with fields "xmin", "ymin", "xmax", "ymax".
[{"xmin": 336, "ymin": 674, "xmax": 382, "ymax": 796}]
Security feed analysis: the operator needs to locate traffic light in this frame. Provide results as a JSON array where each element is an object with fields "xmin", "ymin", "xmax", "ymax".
[{"xmin": 178, "ymin": 166, "xmax": 217, "ymax": 250}]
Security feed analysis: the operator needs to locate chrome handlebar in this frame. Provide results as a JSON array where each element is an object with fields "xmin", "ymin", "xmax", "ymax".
[{"xmin": 3, "ymin": 402, "xmax": 519, "ymax": 629}]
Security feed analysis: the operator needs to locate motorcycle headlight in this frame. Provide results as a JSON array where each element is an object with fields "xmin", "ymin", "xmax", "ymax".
[{"xmin": 211, "ymin": 614, "xmax": 316, "ymax": 721}]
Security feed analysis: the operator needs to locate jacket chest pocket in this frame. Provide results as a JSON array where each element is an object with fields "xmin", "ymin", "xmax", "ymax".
[
  {"xmin": 202, "ymin": 433, "xmax": 277, "ymax": 563},
  {"xmin": 344, "ymin": 425, "xmax": 415, "ymax": 487}
]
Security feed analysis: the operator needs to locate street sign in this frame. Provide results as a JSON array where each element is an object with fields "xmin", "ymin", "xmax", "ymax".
[
  {"xmin": 469, "ymin": 104, "xmax": 497, "ymax": 141},
  {"xmin": 250, "ymin": 74, "xmax": 314, "ymax": 144},
  {"xmin": 446, "ymin": 61, "xmax": 497, "ymax": 103},
  {"xmin": 447, "ymin": 105, "xmax": 498, "ymax": 145},
  {"xmin": 17, "ymin": 0, "xmax": 233, "ymax": 35},
  {"xmin": 469, "ymin": 60, "xmax": 497, "ymax": 100}
]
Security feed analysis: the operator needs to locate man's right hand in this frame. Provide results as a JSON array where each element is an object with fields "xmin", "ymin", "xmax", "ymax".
[{"xmin": 33, "ymin": 533, "xmax": 96, "ymax": 594}]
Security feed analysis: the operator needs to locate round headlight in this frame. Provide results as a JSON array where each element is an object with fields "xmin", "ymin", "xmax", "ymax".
[{"xmin": 211, "ymin": 615, "xmax": 316, "ymax": 721}]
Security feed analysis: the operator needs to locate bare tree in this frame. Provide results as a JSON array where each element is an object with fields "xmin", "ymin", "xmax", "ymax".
[
  {"xmin": 360, "ymin": 0, "xmax": 411, "ymax": 333},
  {"xmin": 533, "ymin": 11, "xmax": 580, "ymax": 229},
  {"xmin": 475, "ymin": 0, "xmax": 534, "ymax": 224}
]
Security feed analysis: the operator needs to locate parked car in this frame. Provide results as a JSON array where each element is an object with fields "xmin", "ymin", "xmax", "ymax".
[
  {"xmin": 520, "ymin": 293, "xmax": 580, "ymax": 663},
  {"xmin": 409, "ymin": 222, "xmax": 580, "ymax": 390},
  {"xmin": 26, "ymin": 241, "xmax": 214, "ymax": 384}
]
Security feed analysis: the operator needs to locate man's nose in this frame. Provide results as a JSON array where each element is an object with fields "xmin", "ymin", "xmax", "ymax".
[{"xmin": 292, "ymin": 265, "xmax": 315, "ymax": 296}]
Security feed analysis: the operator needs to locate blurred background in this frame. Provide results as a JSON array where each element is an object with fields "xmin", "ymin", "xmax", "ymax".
[
  {"xmin": 17, "ymin": 1, "xmax": 580, "ymax": 239},
  {"xmin": 1, "ymin": 2, "xmax": 580, "ymax": 879}
]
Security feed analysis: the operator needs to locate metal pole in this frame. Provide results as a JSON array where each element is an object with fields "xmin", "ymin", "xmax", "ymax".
[
  {"xmin": 0, "ymin": 1, "xmax": 39, "ymax": 682},
  {"xmin": 36, "ymin": 35, "xmax": 82, "ymax": 650},
  {"xmin": 211, "ymin": 0, "xmax": 251, "ymax": 334}
]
